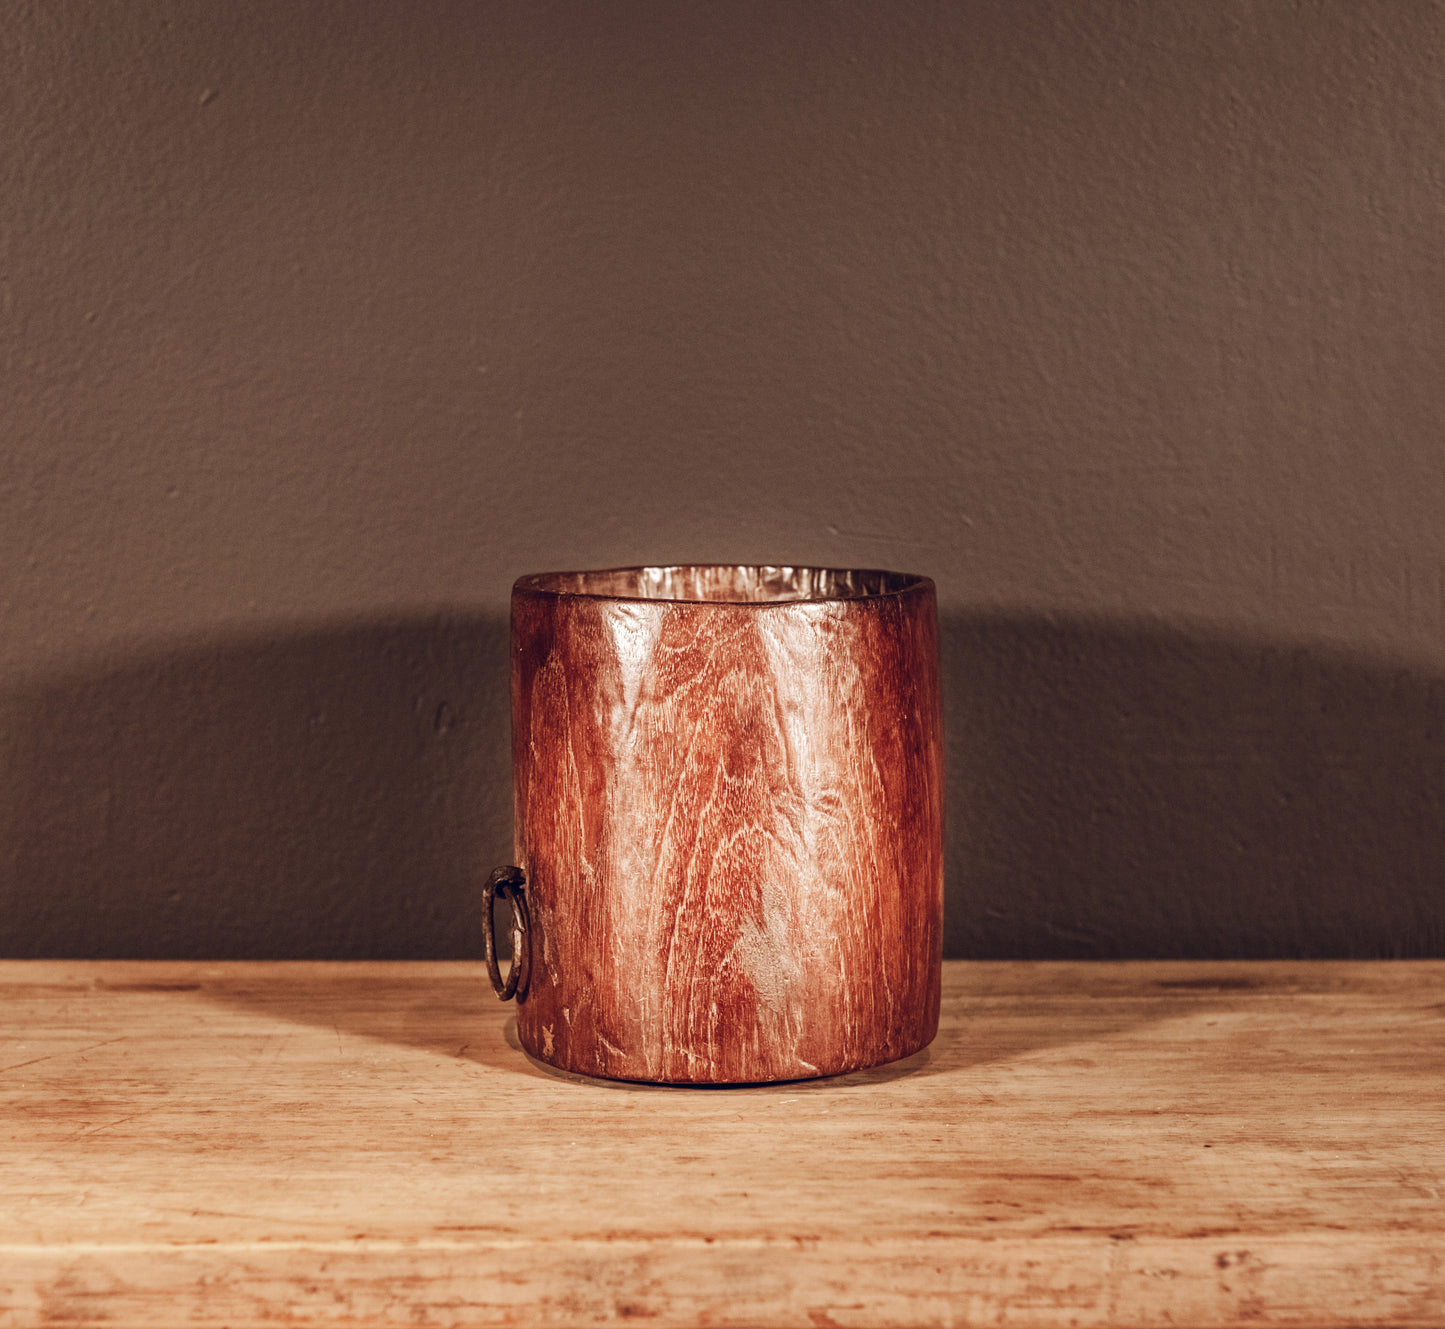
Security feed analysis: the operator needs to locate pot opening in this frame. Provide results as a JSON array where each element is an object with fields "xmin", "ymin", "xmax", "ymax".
[{"xmin": 515, "ymin": 565, "xmax": 926, "ymax": 604}]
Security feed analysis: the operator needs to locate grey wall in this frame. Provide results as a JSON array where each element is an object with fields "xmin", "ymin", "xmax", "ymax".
[{"xmin": 4, "ymin": 0, "xmax": 1443, "ymax": 959}]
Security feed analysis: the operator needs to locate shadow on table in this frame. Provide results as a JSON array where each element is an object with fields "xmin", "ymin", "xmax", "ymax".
[{"xmin": 184, "ymin": 960, "xmax": 1254, "ymax": 1089}]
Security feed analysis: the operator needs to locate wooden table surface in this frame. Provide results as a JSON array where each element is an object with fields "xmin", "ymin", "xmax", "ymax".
[{"xmin": 1, "ymin": 960, "xmax": 1441, "ymax": 1327}]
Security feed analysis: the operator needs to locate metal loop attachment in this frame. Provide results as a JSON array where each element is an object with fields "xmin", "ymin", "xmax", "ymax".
[{"xmin": 483, "ymin": 866, "xmax": 531, "ymax": 1001}]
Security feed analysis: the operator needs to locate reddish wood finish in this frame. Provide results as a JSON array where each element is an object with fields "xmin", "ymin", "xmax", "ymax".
[{"xmin": 508, "ymin": 565, "xmax": 943, "ymax": 1083}]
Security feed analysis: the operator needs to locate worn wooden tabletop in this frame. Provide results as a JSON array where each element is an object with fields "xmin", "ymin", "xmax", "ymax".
[{"xmin": 1, "ymin": 960, "xmax": 1441, "ymax": 1327}]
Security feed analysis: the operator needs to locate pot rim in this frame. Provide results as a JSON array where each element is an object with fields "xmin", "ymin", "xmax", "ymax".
[{"xmin": 512, "ymin": 564, "xmax": 933, "ymax": 607}]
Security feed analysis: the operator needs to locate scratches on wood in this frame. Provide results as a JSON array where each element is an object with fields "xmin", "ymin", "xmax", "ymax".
[
  {"xmin": 1, "ymin": 959, "xmax": 1443, "ymax": 1326},
  {"xmin": 0, "ymin": 1036, "xmax": 128, "ymax": 1077}
]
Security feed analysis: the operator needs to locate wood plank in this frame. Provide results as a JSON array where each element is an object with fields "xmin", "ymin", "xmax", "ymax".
[{"xmin": 1, "ymin": 960, "xmax": 1442, "ymax": 1326}]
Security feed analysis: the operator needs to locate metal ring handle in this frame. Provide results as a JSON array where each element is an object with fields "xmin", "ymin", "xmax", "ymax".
[{"xmin": 483, "ymin": 866, "xmax": 530, "ymax": 1001}]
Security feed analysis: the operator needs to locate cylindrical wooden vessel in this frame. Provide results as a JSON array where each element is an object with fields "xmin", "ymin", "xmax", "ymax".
[{"xmin": 507, "ymin": 565, "xmax": 943, "ymax": 1083}]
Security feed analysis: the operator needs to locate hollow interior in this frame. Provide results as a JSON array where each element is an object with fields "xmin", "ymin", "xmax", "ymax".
[{"xmin": 516, "ymin": 565, "xmax": 924, "ymax": 604}]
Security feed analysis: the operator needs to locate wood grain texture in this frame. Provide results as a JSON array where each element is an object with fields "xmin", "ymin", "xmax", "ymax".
[
  {"xmin": 509, "ymin": 566, "xmax": 944, "ymax": 1083},
  {"xmin": 1, "ymin": 960, "xmax": 1442, "ymax": 1327}
]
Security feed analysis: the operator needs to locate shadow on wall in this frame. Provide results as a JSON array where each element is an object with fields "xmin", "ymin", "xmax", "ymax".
[
  {"xmin": 0, "ymin": 609, "xmax": 1441, "ymax": 958},
  {"xmin": 943, "ymin": 612, "xmax": 1445, "ymax": 959},
  {"xmin": 0, "ymin": 613, "xmax": 513, "ymax": 959}
]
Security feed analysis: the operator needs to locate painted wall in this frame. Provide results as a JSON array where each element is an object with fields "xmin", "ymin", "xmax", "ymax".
[{"xmin": 4, "ymin": 1, "xmax": 1443, "ymax": 958}]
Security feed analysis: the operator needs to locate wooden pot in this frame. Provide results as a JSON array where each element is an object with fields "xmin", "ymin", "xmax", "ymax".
[{"xmin": 488, "ymin": 565, "xmax": 943, "ymax": 1083}]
